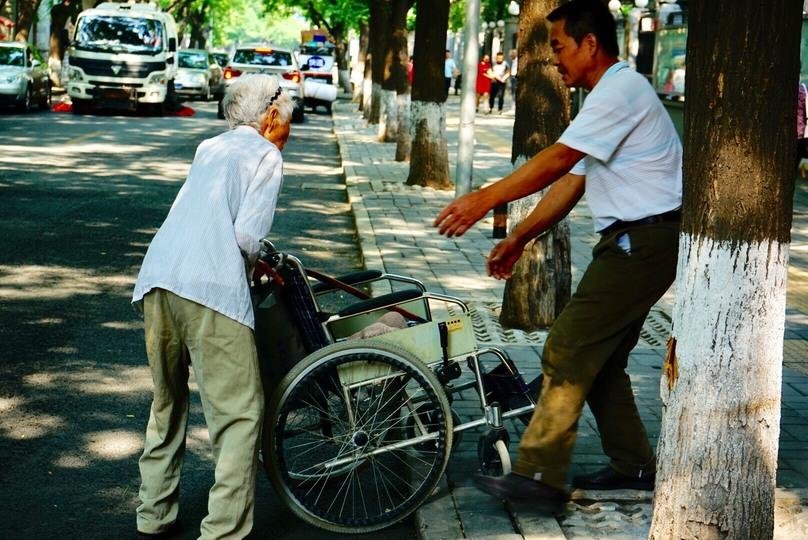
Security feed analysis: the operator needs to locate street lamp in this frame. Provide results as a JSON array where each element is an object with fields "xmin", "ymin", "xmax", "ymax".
[
  {"xmin": 608, "ymin": 0, "xmax": 622, "ymax": 13},
  {"xmin": 507, "ymin": 1, "xmax": 520, "ymax": 17},
  {"xmin": 635, "ymin": 0, "xmax": 649, "ymax": 8}
]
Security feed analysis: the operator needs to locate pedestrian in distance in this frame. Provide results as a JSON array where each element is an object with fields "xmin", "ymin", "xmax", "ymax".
[
  {"xmin": 797, "ymin": 76, "xmax": 807, "ymax": 174},
  {"xmin": 444, "ymin": 49, "xmax": 458, "ymax": 98},
  {"xmin": 132, "ymin": 74, "xmax": 293, "ymax": 538},
  {"xmin": 476, "ymin": 53, "xmax": 492, "ymax": 112},
  {"xmin": 434, "ymin": 0, "xmax": 682, "ymax": 512},
  {"xmin": 488, "ymin": 51, "xmax": 510, "ymax": 114},
  {"xmin": 509, "ymin": 48, "xmax": 519, "ymax": 111}
]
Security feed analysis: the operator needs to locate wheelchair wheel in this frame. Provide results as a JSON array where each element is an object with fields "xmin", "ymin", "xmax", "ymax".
[
  {"xmin": 264, "ymin": 339, "xmax": 453, "ymax": 534},
  {"xmin": 477, "ymin": 429, "xmax": 511, "ymax": 476}
]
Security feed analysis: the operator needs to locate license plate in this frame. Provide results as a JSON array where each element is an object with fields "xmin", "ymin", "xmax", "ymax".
[{"xmin": 100, "ymin": 87, "xmax": 134, "ymax": 100}]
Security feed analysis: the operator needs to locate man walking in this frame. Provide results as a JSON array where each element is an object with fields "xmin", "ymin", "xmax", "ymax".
[
  {"xmin": 444, "ymin": 50, "xmax": 458, "ymax": 98},
  {"xmin": 488, "ymin": 51, "xmax": 510, "ymax": 114},
  {"xmin": 434, "ymin": 0, "xmax": 682, "ymax": 511},
  {"xmin": 509, "ymin": 49, "xmax": 518, "ymax": 111}
]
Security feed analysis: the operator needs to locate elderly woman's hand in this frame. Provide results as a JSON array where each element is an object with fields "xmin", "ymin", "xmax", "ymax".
[{"xmin": 434, "ymin": 191, "xmax": 490, "ymax": 238}]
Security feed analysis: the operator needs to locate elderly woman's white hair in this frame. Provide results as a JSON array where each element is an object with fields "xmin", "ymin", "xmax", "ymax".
[{"xmin": 222, "ymin": 74, "xmax": 294, "ymax": 130}]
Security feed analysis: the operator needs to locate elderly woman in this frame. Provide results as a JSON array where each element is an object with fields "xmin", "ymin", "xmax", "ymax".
[{"xmin": 132, "ymin": 74, "xmax": 292, "ymax": 539}]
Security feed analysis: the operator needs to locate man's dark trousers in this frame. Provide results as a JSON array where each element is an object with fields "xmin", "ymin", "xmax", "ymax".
[
  {"xmin": 513, "ymin": 220, "xmax": 679, "ymax": 489},
  {"xmin": 489, "ymin": 81, "xmax": 507, "ymax": 112}
]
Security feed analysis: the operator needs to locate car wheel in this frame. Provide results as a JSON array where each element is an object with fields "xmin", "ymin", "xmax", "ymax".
[
  {"xmin": 325, "ymin": 101, "xmax": 332, "ymax": 114},
  {"xmin": 40, "ymin": 81, "xmax": 52, "ymax": 110}
]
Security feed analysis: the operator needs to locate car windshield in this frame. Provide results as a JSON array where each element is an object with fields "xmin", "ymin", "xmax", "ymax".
[
  {"xmin": 233, "ymin": 49, "xmax": 292, "ymax": 67},
  {"xmin": 178, "ymin": 51, "xmax": 208, "ymax": 69},
  {"xmin": 74, "ymin": 15, "xmax": 163, "ymax": 54},
  {"xmin": 0, "ymin": 47, "xmax": 25, "ymax": 67},
  {"xmin": 300, "ymin": 45, "xmax": 333, "ymax": 56}
]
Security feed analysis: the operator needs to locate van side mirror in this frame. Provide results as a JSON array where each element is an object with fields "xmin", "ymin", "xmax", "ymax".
[
  {"xmin": 168, "ymin": 37, "xmax": 177, "ymax": 52},
  {"xmin": 300, "ymin": 62, "xmax": 310, "ymax": 71}
]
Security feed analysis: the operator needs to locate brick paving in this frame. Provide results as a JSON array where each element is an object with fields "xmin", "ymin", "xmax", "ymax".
[{"xmin": 330, "ymin": 95, "xmax": 808, "ymax": 538}]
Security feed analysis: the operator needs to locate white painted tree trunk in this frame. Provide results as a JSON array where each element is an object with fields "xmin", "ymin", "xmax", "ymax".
[
  {"xmin": 650, "ymin": 234, "xmax": 788, "ymax": 539},
  {"xmin": 378, "ymin": 89, "xmax": 398, "ymax": 142},
  {"xmin": 407, "ymin": 100, "xmax": 450, "ymax": 188},
  {"xmin": 368, "ymin": 82, "xmax": 382, "ymax": 124},
  {"xmin": 395, "ymin": 92, "xmax": 411, "ymax": 162},
  {"xmin": 362, "ymin": 77, "xmax": 373, "ymax": 119},
  {"xmin": 338, "ymin": 69, "xmax": 352, "ymax": 95}
]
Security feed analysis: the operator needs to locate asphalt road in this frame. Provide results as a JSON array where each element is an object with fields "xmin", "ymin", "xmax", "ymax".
[{"xmin": 0, "ymin": 99, "xmax": 415, "ymax": 539}]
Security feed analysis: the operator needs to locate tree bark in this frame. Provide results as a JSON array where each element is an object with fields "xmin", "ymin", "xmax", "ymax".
[
  {"xmin": 379, "ymin": 0, "xmax": 410, "ymax": 143},
  {"xmin": 367, "ymin": 0, "xmax": 391, "ymax": 125},
  {"xmin": 406, "ymin": 0, "xmax": 450, "ymax": 188},
  {"xmin": 499, "ymin": 0, "xmax": 571, "ymax": 330},
  {"xmin": 649, "ymin": 2, "xmax": 802, "ymax": 539},
  {"xmin": 14, "ymin": 0, "xmax": 42, "ymax": 41},
  {"xmin": 334, "ymin": 33, "xmax": 352, "ymax": 94},
  {"xmin": 392, "ymin": 0, "xmax": 413, "ymax": 160},
  {"xmin": 49, "ymin": 0, "xmax": 75, "ymax": 86},
  {"xmin": 353, "ymin": 21, "xmax": 369, "ymax": 108}
]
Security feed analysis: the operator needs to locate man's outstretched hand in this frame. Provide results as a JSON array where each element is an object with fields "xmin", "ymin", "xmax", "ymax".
[
  {"xmin": 487, "ymin": 236, "xmax": 526, "ymax": 280},
  {"xmin": 434, "ymin": 191, "xmax": 490, "ymax": 238}
]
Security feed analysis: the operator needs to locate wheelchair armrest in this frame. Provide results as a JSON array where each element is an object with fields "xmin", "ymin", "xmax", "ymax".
[
  {"xmin": 337, "ymin": 289, "xmax": 423, "ymax": 318},
  {"xmin": 311, "ymin": 270, "xmax": 383, "ymax": 294}
]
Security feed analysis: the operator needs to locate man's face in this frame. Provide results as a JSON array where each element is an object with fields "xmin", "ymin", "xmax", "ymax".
[
  {"xmin": 495, "ymin": 54, "xmax": 504, "ymax": 64},
  {"xmin": 550, "ymin": 19, "xmax": 591, "ymax": 88}
]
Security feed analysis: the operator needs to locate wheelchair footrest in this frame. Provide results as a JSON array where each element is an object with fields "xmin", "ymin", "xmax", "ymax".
[{"xmin": 475, "ymin": 364, "xmax": 541, "ymax": 425}]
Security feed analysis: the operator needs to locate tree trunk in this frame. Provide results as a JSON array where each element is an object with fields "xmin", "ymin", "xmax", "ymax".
[
  {"xmin": 499, "ymin": 0, "xmax": 571, "ymax": 330},
  {"xmin": 354, "ymin": 21, "xmax": 369, "ymax": 108},
  {"xmin": 14, "ymin": 0, "xmax": 42, "ymax": 41},
  {"xmin": 362, "ymin": 52, "xmax": 373, "ymax": 118},
  {"xmin": 649, "ymin": 2, "xmax": 801, "ymax": 539},
  {"xmin": 392, "ymin": 0, "xmax": 412, "ymax": 160},
  {"xmin": 379, "ymin": 0, "xmax": 410, "ymax": 142},
  {"xmin": 406, "ymin": 0, "xmax": 450, "ymax": 189},
  {"xmin": 367, "ymin": 0, "xmax": 391, "ymax": 125},
  {"xmin": 49, "ymin": 1, "xmax": 74, "ymax": 87},
  {"xmin": 334, "ymin": 34, "xmax": 352, "ymax": 94}
]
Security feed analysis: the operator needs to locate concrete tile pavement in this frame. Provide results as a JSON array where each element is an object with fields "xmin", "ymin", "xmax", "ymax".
[{"xmin": 330, "ymin": 96, "xmax": 808, "ymax": 538}]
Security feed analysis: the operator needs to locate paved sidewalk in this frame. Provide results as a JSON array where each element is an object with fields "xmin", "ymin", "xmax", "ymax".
[{"xmin": 330, "ymin": 96, "xmax": 808, "ymax": 538}]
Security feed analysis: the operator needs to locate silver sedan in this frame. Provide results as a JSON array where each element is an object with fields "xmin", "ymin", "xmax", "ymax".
[{"xmin": 0, "ymin": 42, "xmax": 51, "ymax": 112}]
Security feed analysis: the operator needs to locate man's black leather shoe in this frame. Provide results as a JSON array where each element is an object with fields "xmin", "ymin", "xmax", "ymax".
[
  {"xmin": 136, "ymin": 521, "xmax": 180, "ymax": 539},
  {"xmin": 572, "ymin": 466, "xmax": 655, "ymax": 491},
  {"xmin": 474, "ymin": 472, "xmax": 567, "ymax": 513}
]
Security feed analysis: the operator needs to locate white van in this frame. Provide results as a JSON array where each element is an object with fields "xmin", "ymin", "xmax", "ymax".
[{"xmin": 66, "ymin": 2, "xmax": 178, "ymax": 114}]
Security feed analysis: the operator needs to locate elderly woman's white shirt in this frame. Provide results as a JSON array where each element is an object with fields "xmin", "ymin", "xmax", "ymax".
[{"xmin": 133, "ymin": 125, "xmax": 283, "ymax": 329}]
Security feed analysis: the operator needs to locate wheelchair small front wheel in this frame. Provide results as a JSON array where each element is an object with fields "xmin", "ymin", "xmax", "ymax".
[
  {"xmin": 478, "ymin": 429, "xmax": 511, "ymax": 476},
  {"xmin": 264, "ymin": 339, "xmax": 453, "ymax": 534}
]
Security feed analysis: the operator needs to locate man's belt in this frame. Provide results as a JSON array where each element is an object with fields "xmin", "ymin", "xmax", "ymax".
[{"xmin": 600, "ymin": 208, "xmax": 681, "ymax": 236}]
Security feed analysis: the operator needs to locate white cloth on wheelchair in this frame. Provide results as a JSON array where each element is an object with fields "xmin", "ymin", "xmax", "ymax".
[{"xmin": 349, "ymin": 311, "xmax": 407, "ymax": 339}]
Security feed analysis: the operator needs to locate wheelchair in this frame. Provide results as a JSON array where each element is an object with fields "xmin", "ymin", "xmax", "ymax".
[{"xmin": 252, "ymin": 240, "xmax": 540, "ymax": 534}]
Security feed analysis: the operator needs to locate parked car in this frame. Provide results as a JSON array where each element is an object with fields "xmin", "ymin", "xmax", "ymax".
[
  {"xmin": 175, "ymin": 48, "xmax": 224, "ymax": 101},
  {"xmin": 0, "ymin": 42, "xmax": 51, "ymax": 112},
  {"xmin": 221, "ymin": 44, "xmax": 304, "ymax": 123}
]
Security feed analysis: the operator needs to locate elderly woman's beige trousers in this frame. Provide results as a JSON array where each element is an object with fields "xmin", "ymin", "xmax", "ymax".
[{"xmin": 136, "ymin": 288, "xmax": 264, "ymax": 539}]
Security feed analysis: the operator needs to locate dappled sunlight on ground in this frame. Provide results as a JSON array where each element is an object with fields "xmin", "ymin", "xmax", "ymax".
[
  {"xmin": 22, "ymin": 365, "xmax": 152, "ymax": 395},
  {"xmin": 1, "ymin": 409, "xmax": 63, "ymax": 440},
  {"xmin": 0, "ymin": 265, "xmax": 135, "ymax": 301},
  {"xmin": 85, "ymin": 429, "xmax": 142, "ymax": 460}
]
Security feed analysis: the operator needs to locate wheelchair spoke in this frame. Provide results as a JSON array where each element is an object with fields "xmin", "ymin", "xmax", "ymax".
[{"xmin": 269, "ymin": 345, "xmax": 451, "ymax": 531}]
